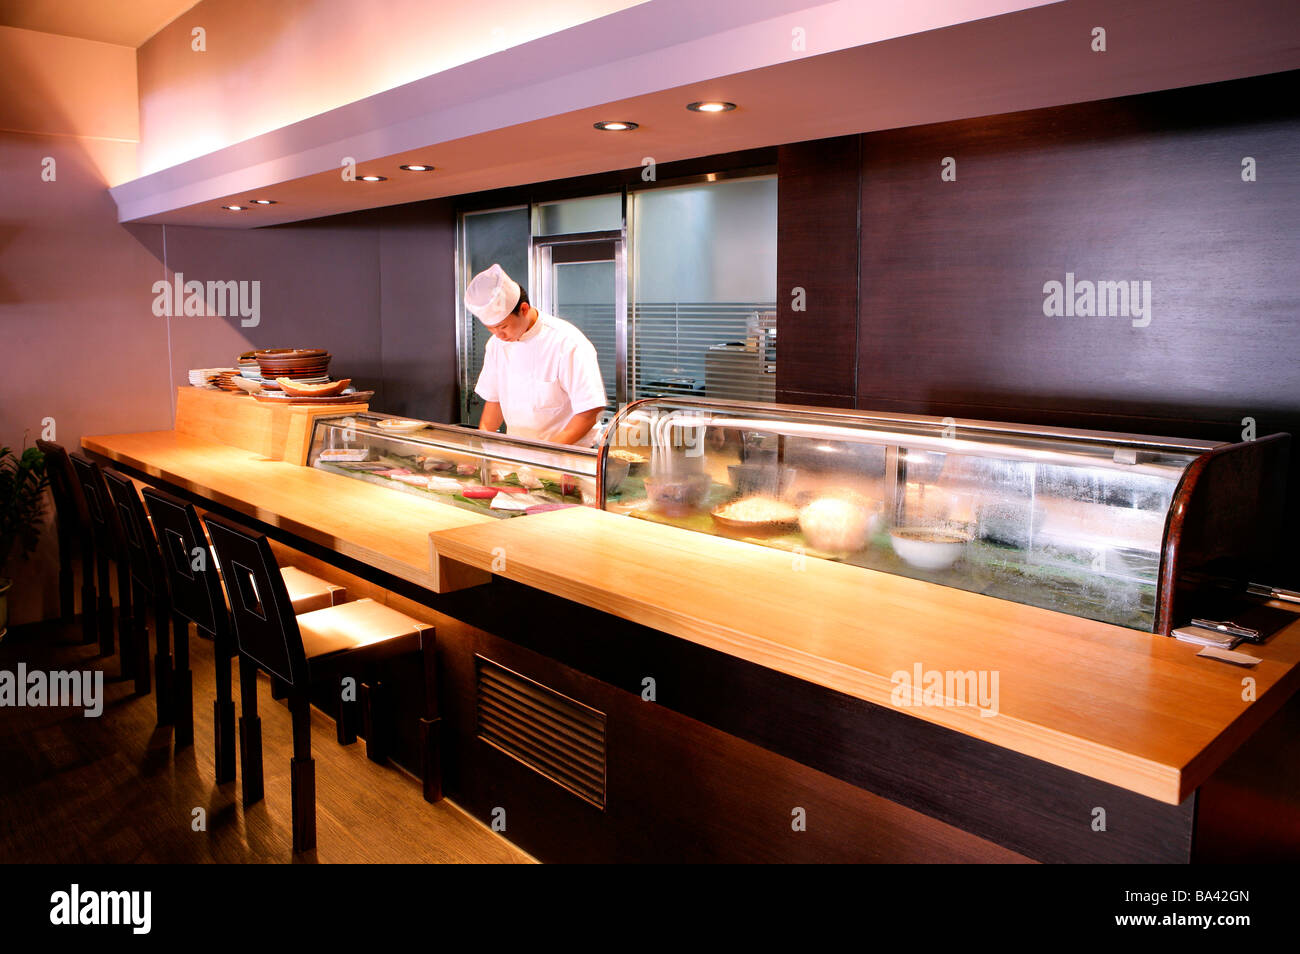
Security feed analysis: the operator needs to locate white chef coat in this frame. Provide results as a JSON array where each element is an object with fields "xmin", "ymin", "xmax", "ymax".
[{"xmin": 474, "ymin": 311, "xmax": 607, "ymax": 445}]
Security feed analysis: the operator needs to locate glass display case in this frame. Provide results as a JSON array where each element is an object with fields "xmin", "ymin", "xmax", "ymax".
[
  {"xmin": 599, "ymin": 398, "xmax": 1290, "ymax": 633},
  {"xmin": 306, "ymin": 412, "xmax": 635, "ymax": 518}
]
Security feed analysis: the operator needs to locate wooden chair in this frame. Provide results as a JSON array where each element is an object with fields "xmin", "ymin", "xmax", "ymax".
[
  {"xmin": 142, "ymin": 488, "xmax": 358, "ymax": 779},
  {"xmin": 202, "ymin": 512, "xmax": 441, "ymax": 852},
  {"xmin": 102, "ymin": 471, "xmax": 177, "ymax": 716},
  {"xmin": 140, "ymin": 487, "xmax": 232, "ymax": 774},
  {"xmin": 68, "ymin": 453, "xmax": 139, "ymax": 686},
  {"xmin": 35, "ymin": 441, "xmax": 96, "ymax": 644}
]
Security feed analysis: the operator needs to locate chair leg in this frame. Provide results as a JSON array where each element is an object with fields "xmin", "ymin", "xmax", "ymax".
[
  {"xmin": 360, "ymin": 672, "xmax": 389, "ymax": 765},
  {"xmin": 57, "ymin": 531, "xmax": 74, "ymax": 624},
  {"xmin": 336, "ymin": 674, "xmax": 357, "ymax": 745},
  {"xmin": 96, "ymin": 552, "xmax": 114, "ymax": 657},
  {"xmin": 239, "ymin": 657, "xmax": 264, "ymax": 807},
  {"xmin": 171, "ymin": 614, "xmax": 193, "ymax": 751},
  {"xmin": 213, "ymin": 637, "xmax": 237, "ymax": 785},
  {"xmin": 153, "ymin": 596, "xmax": 173, "ymax": 727},
  {"xmin": 290, "ymin": 692, "xmax": 316, "ymax": 853},
  {"xmin": 270, "ymin": 677, "xmax": 287, "ymax": 701},
  {"xmin": 418, "ymin": 638, "xmax": 442, "ymax": 803},
  {"xmin": 116, "ymin": 564, "xmax": 136, "ymax": 682},
  {"xmin": 131, "ymin": 579, "xmax": 151, "ymax": 696},
  {"xmin": 79, "ymin": 546, "xmax": 97, "ymax": 645}
]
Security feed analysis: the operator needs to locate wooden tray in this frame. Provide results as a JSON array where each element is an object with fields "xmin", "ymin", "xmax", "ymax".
[
  {"xmin": 253, "ymin": 390, "xmax": 373, "ymax": 405},
  {"xmin": 710, "ymin": 501, "xmax": 799, "ymax": 532}
]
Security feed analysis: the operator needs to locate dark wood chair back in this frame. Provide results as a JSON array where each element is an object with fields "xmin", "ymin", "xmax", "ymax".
[
  {"xmin": 202, "ymin": 513, "xmax": 307, "ymax": 687},
  {"xmin": 140, "ymin": 487, "xmax": 228, "ymax": 641},
  {"xmin": 35, "ymin": 440, "xmax": 87, "ymax": 535},
  {"xmin": 35, "ymin": 440, "xmax": 92, "ymax": 627},
  {"xmin": 101, "ymin": 470, "xmax": 165, "ymax": 593},
  {"xmin": 68, "ymin": 453, "xmax": 121, "ymax": 557}
]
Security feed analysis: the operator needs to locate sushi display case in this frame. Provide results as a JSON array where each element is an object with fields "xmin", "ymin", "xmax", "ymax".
[
  {"xmin": 597, "ymin": 397, "xmax": 1290, "ymax": 634},
  {"xmin": 305, "ymin": 412, "xmax": 636, "ymax": 518}
]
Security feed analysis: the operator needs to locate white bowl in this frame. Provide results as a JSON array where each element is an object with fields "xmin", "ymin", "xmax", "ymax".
[
  {"xmin": 889, "ymin": 527, "xmax": 970, "ymax": 570},
  {"xmin": 798, "ymin": 496, "xmax": 879, "ymax": 553}
]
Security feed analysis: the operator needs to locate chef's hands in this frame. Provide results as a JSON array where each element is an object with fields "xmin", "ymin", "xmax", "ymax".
[
  {"xmin": 553, "ymin": 407, "xmax": 602, "ymax": 445},
  {"xmin": 479, "ymin": 401, "xmax": 599, "ymax": 444},
  {"xmin": 479, "ymin": 401, "xmax": 504, "ymax": 434}
]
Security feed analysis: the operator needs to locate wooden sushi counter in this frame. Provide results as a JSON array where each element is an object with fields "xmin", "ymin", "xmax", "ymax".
[{"xmin": 81, "ymin": 391, "xmax": 1300, "ymax": 863}]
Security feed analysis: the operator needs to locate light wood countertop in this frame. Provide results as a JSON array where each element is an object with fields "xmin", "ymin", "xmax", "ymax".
[
  {"xmin": 427, "ymin": 506, "xmax": 1300, "ymax": 804},
  {"xmin": 83, "ymin": 430, "xmax": 492, "ymax": 591},
  {"xmin": 83, "ymin": 429, "xmax": 1300, "ymax": 805}
]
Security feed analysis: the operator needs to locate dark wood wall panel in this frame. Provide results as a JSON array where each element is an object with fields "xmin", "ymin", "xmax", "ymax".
[
  {"xmin": 375, "ymin": 199, "xmax": 459, "ymax": 422},
  {"xmin": 856, "ymin": 72, "xmax": 1300, "ymax": 431},
  {"xmin": 776, "ymin": 135, "xmax": 860, "ymax": 406}
]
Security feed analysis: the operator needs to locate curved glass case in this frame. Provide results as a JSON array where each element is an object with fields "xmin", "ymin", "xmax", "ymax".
[
  {"xmin": 598, "ymin": 398, "xmax": 1241, "ymax": 631},
  {"xmin": 306, "ymin": 412, "xmax": 635, "ymax": 518}
]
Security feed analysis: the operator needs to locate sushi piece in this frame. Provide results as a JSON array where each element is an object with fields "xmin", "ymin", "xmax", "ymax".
[
  {"xmin": 426, "ymin": 476, "xmax": 463, "ymax": 493},
  {"xmin": 515, "ymin": 466, "xmax": 544, "ymax": 490},
  {"xmin": 417, "ymin": 456, "xmax": 456, "ymax": 472}
]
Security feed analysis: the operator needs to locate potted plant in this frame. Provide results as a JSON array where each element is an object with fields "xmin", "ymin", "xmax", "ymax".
[{"xmin": 0, "ymin": 443, "xmax": 48, "ymax": 639}]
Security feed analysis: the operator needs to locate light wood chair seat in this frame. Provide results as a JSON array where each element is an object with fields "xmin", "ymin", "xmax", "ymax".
[
  {"xmin": 209, "ymin": 546, "xmax": 345, "ymax": 615},
  {"xmin": 280, "ymin": 566, "xmax": 347, "ymax": 615},
  {"xmin": 297, "ymin": 598, "xmax": 427, "ymax": 660}
]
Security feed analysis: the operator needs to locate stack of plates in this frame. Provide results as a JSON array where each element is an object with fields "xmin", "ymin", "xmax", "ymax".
[
  {"xmin": 236, "ymin": 351, "xmax": 263, "ymax": 380},
  {"xmin": 255, "ymin": 349, "xmax": 332, "ymax": 391},
  {"xmin": 214, "ymin": 370, "xmax": 245, "ymax": 392},
  {"xmin": 188, "ymin": 367, "xmax": 235, "ymax": 388},
  {"xmin": 254, "ymin": 349, "xmax": 332, "ymax": 387}
]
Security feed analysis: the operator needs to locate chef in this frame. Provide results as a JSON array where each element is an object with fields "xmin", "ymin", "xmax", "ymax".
[{"xmin": 465, "ymin": 263, "xmax": 607, "ymax": 445}]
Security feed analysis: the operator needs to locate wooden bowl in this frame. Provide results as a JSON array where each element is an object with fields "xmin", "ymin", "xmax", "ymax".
[
  {"xmin": 276, "ymin": 377, "xmax": 351, "ymax": 397},
  {"xmin": 253, "ymin": 348, "xmax": 327, "ymax": 359}
]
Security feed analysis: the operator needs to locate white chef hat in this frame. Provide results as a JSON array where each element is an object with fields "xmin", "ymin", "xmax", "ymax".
[{"xmin": 464, "ymin": 263, "xmax": 522, "ymax": 326}]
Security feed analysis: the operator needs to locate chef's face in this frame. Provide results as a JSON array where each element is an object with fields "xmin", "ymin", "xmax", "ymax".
[{"xmin": 487, "ymin": 306, "xmax": 531, "ymax": 341}]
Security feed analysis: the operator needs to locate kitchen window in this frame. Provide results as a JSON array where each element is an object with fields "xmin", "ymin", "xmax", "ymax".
[{"xmin": 457, "ymin": 173, "xmax": 776, "ymax": 425}]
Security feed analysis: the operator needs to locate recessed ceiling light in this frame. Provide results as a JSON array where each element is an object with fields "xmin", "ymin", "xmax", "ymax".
[
  {"xmin": 357, "ymin": 174, "xmax": 387, "ymax": 182},
  {"xmin": 248, "ymin": 198, "xmax": 277, "ymax": 205},
  {"xmin": 399, "ymin": 164, "xmax": 435, "ymax": 172},
  {"xmin": 221, "ymin": 205, "xmax": 246, "ymax": 211},
  {"xmin": 686, "ymin": 101, "xmax": 736, "ymax": 113},
  {"xmin": 593, "ymin": 121, "xmax": 638, "ymax": 131}
]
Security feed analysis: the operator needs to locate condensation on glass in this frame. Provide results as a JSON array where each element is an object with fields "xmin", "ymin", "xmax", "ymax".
[{"xmin": 598, "ymin": 398, "xmax": 1222, "ymax": 631}]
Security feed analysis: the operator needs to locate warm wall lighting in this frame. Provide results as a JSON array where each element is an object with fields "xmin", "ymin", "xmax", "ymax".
[
  {"xmin": 399, "ymin": 163, "xmax": 436, "ymax": 172},
  {"xmin": 357, "ymin": 174, "xmax": 388, "ymax": 182},
  {"xmin": 593, "ymin": 121, "xmax": 638, "ymax": 131},
  {"xmin": 248, "ymin": 198, "xmax": 277, "ymax": 205},
  {"xmin": 686, "ymin": 101, "xmax": 736, "ymax": 113}
]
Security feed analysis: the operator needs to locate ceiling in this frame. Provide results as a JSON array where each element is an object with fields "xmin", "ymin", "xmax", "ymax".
[
  {"xmin": 108, "ymin": 0, "xmax": 1300, "ymax": 229},
  {"xmin": 0, "ymin": 0, "xmax": 199, "ymax": 47}
]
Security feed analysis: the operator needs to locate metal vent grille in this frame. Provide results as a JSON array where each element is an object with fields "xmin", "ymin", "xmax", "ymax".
[{"xmin": 475, "ymin": 656, "xmax": 607, "ymax": 809}]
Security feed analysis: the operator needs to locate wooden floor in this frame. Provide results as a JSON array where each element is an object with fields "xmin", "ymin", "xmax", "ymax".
[{"xmin": 0, "ymin": 615, "xmax": 535, "ymax": 864}]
